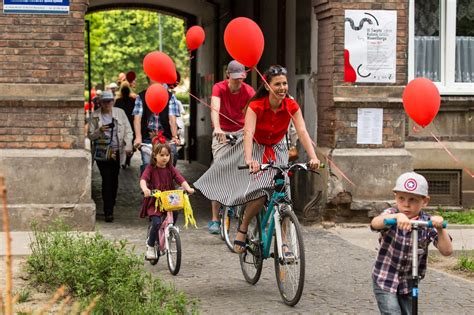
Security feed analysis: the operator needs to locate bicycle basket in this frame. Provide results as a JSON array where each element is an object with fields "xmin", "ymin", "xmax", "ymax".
[{"xmin": 159, "ymin": 190, "xmax": 184, "ymax": 211}]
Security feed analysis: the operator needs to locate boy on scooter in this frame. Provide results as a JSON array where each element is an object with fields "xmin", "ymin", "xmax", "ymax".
[{"xmin": 370, "ymin": 171, "xmax": 453, "ymax": 314}]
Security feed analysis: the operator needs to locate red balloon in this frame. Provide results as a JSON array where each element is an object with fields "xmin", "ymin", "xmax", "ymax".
[
  {"xmin": 143, "ymin": 51, "xmax": 177, "ymax": 84},
  {"xmin": 145, "ymin": 84, "xmax": 169, "ymax": 114},
  {"xmin": 186, "ymin": 26, "xmax": 205, "ymax": 51},
  {"xmin": 402, "ymin": 78, "xmax": 440, "ymax": 127},
  {"xmin": 224, "ymin": 17, "xmax": 264, "ymax": 68}
]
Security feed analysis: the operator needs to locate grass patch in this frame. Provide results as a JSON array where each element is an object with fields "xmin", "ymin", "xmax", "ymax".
[
  {"xmin": 458, "ymin": 254, "xmax": 474, "ymax": 272},
  {"xmin": 26, "ymin": 220, "xmax": 197, "ymax": 314},
  {"xmin": 430, "ymin": 209, "xmax": 474, "ymax": 224}
]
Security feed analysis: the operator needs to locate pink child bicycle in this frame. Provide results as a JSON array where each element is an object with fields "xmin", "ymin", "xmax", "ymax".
[{"xmin": 145, "ymin": 190, "xmax": 182, "ymax": 276}]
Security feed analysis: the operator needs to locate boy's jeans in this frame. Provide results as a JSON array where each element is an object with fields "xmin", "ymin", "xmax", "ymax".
[{"xmin": 373, "ymin": 279, "xmax": 412, "ymax": 315}]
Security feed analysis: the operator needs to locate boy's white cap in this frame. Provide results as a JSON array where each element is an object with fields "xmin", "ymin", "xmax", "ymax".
[{"xmin": 393, "ymin": 172, "xmax": 428, "ymax": 197}]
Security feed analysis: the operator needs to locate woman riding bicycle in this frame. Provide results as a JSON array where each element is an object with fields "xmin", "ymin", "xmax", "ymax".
[{"xmin": 195, "ymin": 65, "xmax": 320, "ymax": 253}]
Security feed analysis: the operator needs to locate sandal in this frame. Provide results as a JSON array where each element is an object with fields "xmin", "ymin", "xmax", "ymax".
[{"xmin": 233, "ymin": 228, "xmax": 247, "ymax": 254}]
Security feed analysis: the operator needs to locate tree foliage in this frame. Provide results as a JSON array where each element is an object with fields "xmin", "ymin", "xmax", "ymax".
[{"xmin": 85, "ymin": 10, "xmax": 189, "ymax": 93}]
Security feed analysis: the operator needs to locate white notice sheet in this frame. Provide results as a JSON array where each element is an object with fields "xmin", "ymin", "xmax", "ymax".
[{"xmin": 357, "ymin": 108, "xmax": 383, "ymax": 144}]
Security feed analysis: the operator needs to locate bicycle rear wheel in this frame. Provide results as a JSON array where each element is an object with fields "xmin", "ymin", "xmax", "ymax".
[
  {"xmin": 167, "ymin": 226, "xmax": 181, "ymax": 275},
  {"xmin": 223, "ymin": 206, "xmax": 241, "ymax": 252},
  {"xmin": 274, "ymin": 207, "xmax": 305, "ymax": 306},
  {"xmin": 239, "ymin": 212, "xmax": 263, "ymax": 285}
]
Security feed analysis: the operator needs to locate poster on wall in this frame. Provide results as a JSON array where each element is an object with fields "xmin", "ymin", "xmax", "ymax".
[
  {"xmin": 3, "ymin": 0, "xmax": 69, "ymax": 14},
  {"xmin": 357, "ymin": 108, "xmax": 383, "ymax": 145},
  {"xmin": 344, "ymin": 10, "xmax": 397, "ymax": 83}
]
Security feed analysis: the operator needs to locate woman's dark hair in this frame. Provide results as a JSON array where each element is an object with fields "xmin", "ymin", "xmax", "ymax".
[
  {"xmin": 151, "ymin": 142, "xmax": 173, "ymax": 168},
  {"xmin": 119, "ymin": 81, "xmax": 131, "ymax": 99},
  {"xmin": 244, "ymin": 65, "xmax": 288, "ymax": 111}
]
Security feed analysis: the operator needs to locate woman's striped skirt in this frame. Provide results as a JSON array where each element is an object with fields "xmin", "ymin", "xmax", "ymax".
[{"xmin": 194, "ymin": 137, "xmax": 288, "ymax": 206}]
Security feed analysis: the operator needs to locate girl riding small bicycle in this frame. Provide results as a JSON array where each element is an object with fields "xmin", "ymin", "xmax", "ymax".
[{"xmin": 139, "ymin": 139, "xmax": 194, "ymax": 260}]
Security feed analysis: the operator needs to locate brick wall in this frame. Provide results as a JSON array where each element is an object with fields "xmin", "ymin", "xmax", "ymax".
[
  {"xmin": 314, "ymin": 0, "xmax": 408, "ymax": 149},
  {"xmin": 0, "ymin": 0, "xmax": 86, "ymax": 150}
]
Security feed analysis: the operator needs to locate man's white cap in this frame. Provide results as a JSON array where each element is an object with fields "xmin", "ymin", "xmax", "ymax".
[
  {"xmin": 393, "ymin": 172, "xmax": 428, "ymax": 197},
  {"xmin": 108, "ymin": 82, "xmax": 118, "ymax": 89}
]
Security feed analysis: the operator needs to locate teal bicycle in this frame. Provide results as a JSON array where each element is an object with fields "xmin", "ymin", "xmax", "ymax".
[{"xmin": 237, "ymin": 162, "xmax": 321, "ymax": 306}]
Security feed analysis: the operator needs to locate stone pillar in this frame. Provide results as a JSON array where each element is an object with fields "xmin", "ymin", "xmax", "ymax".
[
  {"xmin": 310, "ymin": 0, "xmax": 412, "ymax": 222},
  {"xmin": 0, "ymin": 0, "xmax": 94, "ymax": 230}
]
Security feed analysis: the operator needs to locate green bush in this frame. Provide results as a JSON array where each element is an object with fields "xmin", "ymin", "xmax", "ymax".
[
  {"xmin": 431, "ymin": 209, "xmax": 474, "ymax": 224},
  {"xmin": 26, "ymin": 220, "xmax": 196, "ymax": 314},
  {"xmin": 458, "ymin": 255, "xmax": 474, "ymax": 272}
]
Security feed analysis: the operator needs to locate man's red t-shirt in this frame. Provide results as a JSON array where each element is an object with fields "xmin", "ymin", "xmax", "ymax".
[
  {"xmin": 248, "ymin": 96, "xmax": 300, "ymax": 145},
  {"xmin": 211, "ymin": 80, "xmax": 255, "ymax": 132}
]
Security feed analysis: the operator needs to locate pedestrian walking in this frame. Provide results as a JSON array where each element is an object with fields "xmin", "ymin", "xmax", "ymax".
[{"xmin": 88, "ymin": 90, "xmax": 133, "ymax": 222}]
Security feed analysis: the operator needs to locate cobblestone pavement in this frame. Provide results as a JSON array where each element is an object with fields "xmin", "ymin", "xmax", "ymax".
[{"xmin": 93, "ymin": 155, "xmax": 474, "ymax": 314}]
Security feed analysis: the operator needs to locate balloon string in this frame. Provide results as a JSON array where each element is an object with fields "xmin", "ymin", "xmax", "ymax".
[
  {"xmin": 429, "ymin": 131, "xmax": 459, "ymax": 162},
  {"xmin": 188, "ymin": 50, "xmax": 195, "ymax": 60},
  {"xmin": 430, "ymin": 131, "xmax": 473, "ymax": 177},
  {"xmin": 255, "ymin": 66, "xmax": 354, "ymax": 186},
  {"xmin": 187, "ymin": 92, "xmax": 272, "ymax": 163},
  {"xmin": 283, "ymin": 109, "xmax": 355, "ymax": 186}
]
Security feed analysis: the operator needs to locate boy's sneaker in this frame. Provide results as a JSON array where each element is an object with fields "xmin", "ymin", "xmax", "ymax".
[
  {"xmin": 207, "ymin": 221, "xmax": 220, "ymax": 234},
  {"xmin": 145, "ymin": 246, "xmax": 157, "ymax": 260}
]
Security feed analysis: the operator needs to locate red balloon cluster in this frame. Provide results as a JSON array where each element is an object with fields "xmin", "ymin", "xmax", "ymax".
[
  {"xmin": 145, "ymin": 83, "xmax": 169, "ymax": 114},
  {"xmin": 402, "ymin": 78, "xmax": 440, "ymax": 127},
  {"xmin": 224, "ymin": 17, "xmax": 264, "ymax": 68},
  {"xmin": 143, "ymin": 51, "xmax": 177, "ymax": 84},
  {"xmin": 186, "ymin": 26, "xmax": 205, "ymax": 51}
]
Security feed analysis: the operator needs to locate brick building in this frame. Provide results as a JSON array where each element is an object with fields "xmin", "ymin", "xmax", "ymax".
[{"xmin": 0, "ymin": 0, "xmax": 472, "ymax": 230}]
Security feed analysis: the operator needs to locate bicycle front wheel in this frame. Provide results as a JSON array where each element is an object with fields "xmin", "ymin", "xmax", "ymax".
[
  {"xmin": 274, "ymin": 207, "xmax": 305, "ymax": 306},
  {"xmin": 239, "ymin": 212, "xmax": 263, "ymax": 285},
  {"xmin": 167, "ymin": 226, "xmax": 181, "ymax": 275},
  {"xmin": 223, "ymin": 206, "xmax": 241, "ymax": 252}
]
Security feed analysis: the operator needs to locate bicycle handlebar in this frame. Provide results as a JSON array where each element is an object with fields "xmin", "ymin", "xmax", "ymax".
[
  {"xmin": 238, "ymin": 162, "xmax": 325, "ymax": 171},
  {"xmin": 383, "ymin": 218, "xmax": 447, "ymax": 229}
]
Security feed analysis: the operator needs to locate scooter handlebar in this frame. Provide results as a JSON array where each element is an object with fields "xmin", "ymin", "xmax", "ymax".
[{"xmin": 383, "ymin": 218, "xmax": 447, "ymax": 229}]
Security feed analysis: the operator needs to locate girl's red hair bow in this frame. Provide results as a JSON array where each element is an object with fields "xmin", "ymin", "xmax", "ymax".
[{"xmin": 152, "ymin": 130, "xmax": 167, "ymax": 145}]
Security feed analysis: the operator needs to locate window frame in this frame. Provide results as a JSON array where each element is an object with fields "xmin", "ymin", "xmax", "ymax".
[{"xmin": 408, "ymin": 0, "xmax": 474, "ymax": 95}]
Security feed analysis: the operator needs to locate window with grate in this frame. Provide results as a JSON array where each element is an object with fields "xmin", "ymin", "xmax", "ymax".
[{"xmin": 416, "ymin": 170, "xmax": 461, "ymax": 206}]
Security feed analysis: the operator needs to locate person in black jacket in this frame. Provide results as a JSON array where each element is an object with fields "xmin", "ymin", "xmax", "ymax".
[
  {"xmin": 115, "ymin": 81, "xmax": 136, "ymax": 168},
  {"xmin": 132, "ymin": 77, "xmax": 180, "ymax": 173}
]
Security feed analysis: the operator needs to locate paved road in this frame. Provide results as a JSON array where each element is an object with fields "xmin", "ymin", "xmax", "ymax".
[{"xmin": 93, "ymin": 155, "xmax": 474, "ymax": 314}]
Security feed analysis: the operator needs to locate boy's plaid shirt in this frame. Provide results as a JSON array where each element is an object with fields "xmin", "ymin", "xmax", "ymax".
[{"xmin": 372, "ymin": 208, "xmax": 439, "ymax": 294}]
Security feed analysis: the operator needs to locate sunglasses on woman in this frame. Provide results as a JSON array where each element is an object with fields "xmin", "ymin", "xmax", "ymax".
[{"xmin": 268, "ymin": 66, "xmax": 288, "ymax": 76}]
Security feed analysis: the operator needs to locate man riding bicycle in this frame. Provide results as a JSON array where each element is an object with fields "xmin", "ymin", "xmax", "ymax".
[{"xmin": 206, "ymin": 60, "xmax": 255, "ymax": 234}]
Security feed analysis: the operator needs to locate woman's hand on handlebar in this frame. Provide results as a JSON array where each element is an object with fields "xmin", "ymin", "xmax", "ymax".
[
  {"xmin": 307, "ymin": 157, "xmax": 321, "ymax": 171},
  {"xmin": 246, "ymin": 159, "xmax": 260, "ymax": 173}
]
